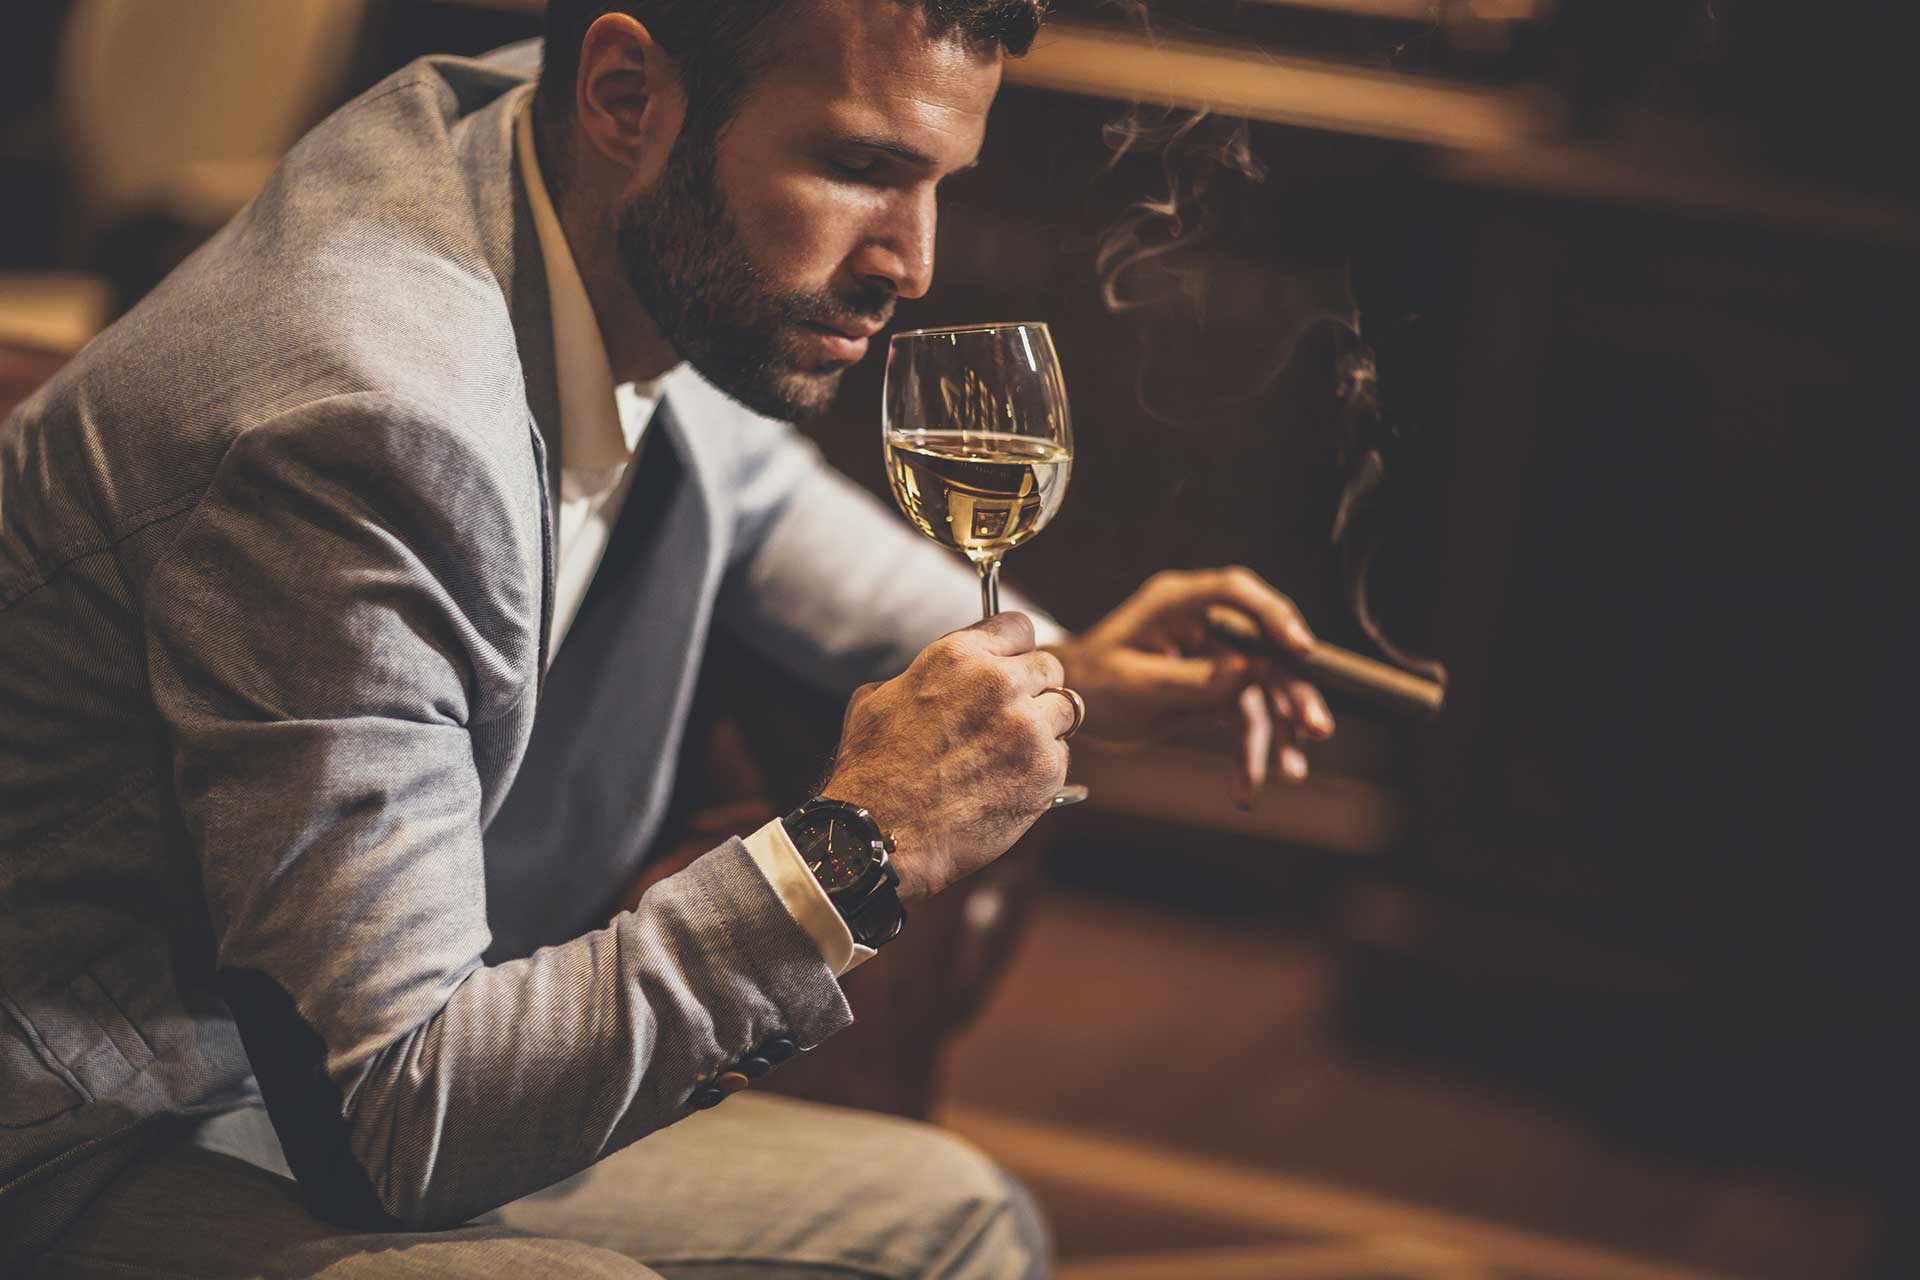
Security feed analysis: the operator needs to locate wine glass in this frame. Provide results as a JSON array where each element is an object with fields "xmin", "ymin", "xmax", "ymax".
[{"xmin": 883, "ymin": 321, "xmax": 1088, "ymax": 807}]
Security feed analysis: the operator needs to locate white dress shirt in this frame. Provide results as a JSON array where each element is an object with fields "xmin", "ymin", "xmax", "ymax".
[{"xmin": 514, "ymin": 102, "xmax": 876, "ymax": 975}]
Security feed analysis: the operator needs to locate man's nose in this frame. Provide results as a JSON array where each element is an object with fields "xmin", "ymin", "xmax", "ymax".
[{"xmin": 852, "ymin": 191, "xmax": 937, "ymax": 301}]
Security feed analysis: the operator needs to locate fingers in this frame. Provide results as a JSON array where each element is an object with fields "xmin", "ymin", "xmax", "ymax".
[
  {"xmin": 1258, "ymin": 681, "xmax": 1322, "ymax": 788},
  {"xmin": 1207, "ymin": 567, "xmax": 1314, "ymax": 660},
  {"xmin": 1041, "ymin": 734, "xmax": 1071, "ymax": 803},
  {"xmin": 1232, "ymin": 683, "xmax": 1272, "ymax": 810},
  {"xmin": 1282, "ymin": 676, "xmax": 1335, "ymax": 740},
  {"xmin": 1275, "ymin": 688, "xmax": 1309, "ymax": 782},
  {"xmin": 1011, "ymin": 647, "xmax": 1067, "ymax": 696},
  {"xmin": 1110, "ymin": 648, "xmax": 1252, "ymax": 707},
  {"xmin": 1135, "ymin": 567, "xmax": 1315, "ymax": 660},
  {"xmin": 966, "ymin": 610, "xmax": 1037, "ymax": 657},
  {"xmin": 1035, "ymin": 686, "xmax": 1081, "ymax": 740},
  {"xmin": 1105, "ymin": 646, "xmax": 1331, "ymax": 746},
  {"xmin": 1231, "ymin": 680, "xmax": 1324, "ymax": 807}
]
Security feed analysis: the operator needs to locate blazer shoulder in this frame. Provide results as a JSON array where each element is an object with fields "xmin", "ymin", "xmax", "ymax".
[{"xmin": 60, "ymin": 59, "xmax": 539, "ymax": 468}]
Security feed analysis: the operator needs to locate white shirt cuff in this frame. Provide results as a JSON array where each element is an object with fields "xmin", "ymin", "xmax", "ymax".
[
  {"xmin": 741, "ymin": 818, "xmax": 877, "ymax": 977},
  {"xmin": 1028, "ymin": 613, "xmax": 1070, "ymax": 648}
]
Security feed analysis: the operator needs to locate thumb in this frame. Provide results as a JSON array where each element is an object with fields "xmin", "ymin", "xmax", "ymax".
[
  {"xmin": 1114, "ymin": 648, "xmax": 1252, "ymax": 707},
  {"xmin": 965, "ymin": 610, "xmax": 1037, "ymax": 657}
]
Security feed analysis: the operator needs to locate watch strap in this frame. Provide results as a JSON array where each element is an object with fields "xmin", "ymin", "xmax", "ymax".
[{"xmin": 837, "ymin": 857, "xmax": 905, "ymax": 948}]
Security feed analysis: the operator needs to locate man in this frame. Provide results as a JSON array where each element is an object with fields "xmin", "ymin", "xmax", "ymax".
[{"xmin": 0, "ymin": 0, "xmax": 1333, "ymax": 1273}]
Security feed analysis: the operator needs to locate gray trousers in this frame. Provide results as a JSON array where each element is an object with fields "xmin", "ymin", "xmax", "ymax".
[{"xmin": 27, "ymin": 1096, "xmax": 1050, "ymax": 1279}]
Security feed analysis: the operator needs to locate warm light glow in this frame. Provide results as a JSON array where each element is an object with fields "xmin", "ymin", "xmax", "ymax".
[
  {"xmin": 1238, "ymin": 0, "xmax": 1553, "ymax": 21},
  {"xmin": 1005, "ymin": 21, "xmax": 1541, "ymax": 152}
]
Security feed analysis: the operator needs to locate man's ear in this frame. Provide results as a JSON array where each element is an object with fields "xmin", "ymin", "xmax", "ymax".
[{"xmin": 574, "ymin": 12, "xmax": 686, "ymax": 187}]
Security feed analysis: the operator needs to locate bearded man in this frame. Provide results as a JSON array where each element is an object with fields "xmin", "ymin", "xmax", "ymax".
[{"xmin": 0, "ymin": 1, "xmax": 1333, "ymax": 1274}]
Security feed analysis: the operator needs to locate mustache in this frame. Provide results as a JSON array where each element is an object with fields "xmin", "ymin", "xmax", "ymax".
[{"xmin": 794, "ymin": 284, "xmax": 896, "ymax": 334}]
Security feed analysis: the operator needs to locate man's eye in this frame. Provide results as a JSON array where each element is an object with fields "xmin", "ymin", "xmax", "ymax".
[{"xmin": 830, "ymin": 157, "xmax": 878, "ymax": 180}]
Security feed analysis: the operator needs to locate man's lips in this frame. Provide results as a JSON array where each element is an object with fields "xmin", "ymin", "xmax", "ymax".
[{"xmin": 802, "ymin": 320, "xmax": 885, "ymax": 362}]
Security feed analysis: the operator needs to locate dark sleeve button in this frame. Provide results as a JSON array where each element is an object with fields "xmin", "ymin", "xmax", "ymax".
[
  {"xmin": 715, "ymin": 1071, "xmax": 750, "ymax": 1095},
  {"xmin": 739, "ymin": 1056, "xmax": 772, "ymax": 1079},
  {"xmin": 691, "ymin": 1088, "xmax": 726, "ymax": 1110},
  {"xmin": 759, "ymin": 1037, "xmax": 798, "ymax": 1063}
]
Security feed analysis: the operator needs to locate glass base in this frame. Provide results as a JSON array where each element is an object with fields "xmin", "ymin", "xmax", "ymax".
[{"xmin": 1049, "ymin": 784, "xmax": 1090, "ymax": 809}]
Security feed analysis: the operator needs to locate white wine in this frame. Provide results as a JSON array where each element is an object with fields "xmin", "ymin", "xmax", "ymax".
[{"xmin": 885, "ymin": 430, "xmax": 1072, "ymax": 562}]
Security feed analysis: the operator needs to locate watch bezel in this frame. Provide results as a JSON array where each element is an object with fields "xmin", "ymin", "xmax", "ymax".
[
  {"xmin": 782, "ymin": 798, "xmax": 905, "ymax": 948},
  {"xmin": 783, "ymin": 799, "xmax": 885, "ymax": 887}
]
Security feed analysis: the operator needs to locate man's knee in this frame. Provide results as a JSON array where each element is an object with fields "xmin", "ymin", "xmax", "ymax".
[
  {"xmin": 995, "ymin": 1170, "xmax": 1053, "ymax": 1280},
  {"xmin": 494, "ymin": 1095, "xmax": 1052, "ymax": 1278},
  {"xmin": 860, "ymin": 1119, "xmax": 1052, "ymax": 1280}
]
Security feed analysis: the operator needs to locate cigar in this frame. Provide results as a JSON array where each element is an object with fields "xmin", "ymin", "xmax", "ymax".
[{"xmin": 1203, "ymin": 605, "xmax": 1445, "ymax": 718}]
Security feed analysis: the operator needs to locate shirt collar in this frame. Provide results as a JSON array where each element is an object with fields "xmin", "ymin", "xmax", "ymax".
[{"xmin": 515, "ymin": 97, "xmax": 663, "ymax": 471}]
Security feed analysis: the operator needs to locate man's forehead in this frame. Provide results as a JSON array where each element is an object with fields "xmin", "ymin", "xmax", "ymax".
[{"xmin": 749, "ymin": 0, "xmax": 1002, "ymax": 156}]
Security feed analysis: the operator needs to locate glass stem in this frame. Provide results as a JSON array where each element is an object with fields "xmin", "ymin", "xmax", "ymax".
[{"xmin": 977, "ymin": 557, "xmax": 1003, "ymax": 619}]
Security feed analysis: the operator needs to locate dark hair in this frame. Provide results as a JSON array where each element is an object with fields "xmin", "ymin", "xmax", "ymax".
[{"xmin": 537, "ymin": 0, "xmax": 1047, "ymax": 184}]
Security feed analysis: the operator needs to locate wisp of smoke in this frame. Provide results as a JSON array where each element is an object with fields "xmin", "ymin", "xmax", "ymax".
[
  {"xmin": 1096, "ymin": 109, "xmax": 1266, "ymax": 322},
  {"xmin": 1091, "ymin": 2, "xmax": 1446, "ymax": 685},
  {"xmin": 1096, "ymin": 105, "xmax": 1356, "ymax": 426},
  {"xmin": 1329, "ymin": 343, "xmax": 1447, "ymax": 684}
]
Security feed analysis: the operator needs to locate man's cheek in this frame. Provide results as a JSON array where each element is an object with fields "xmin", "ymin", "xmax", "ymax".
[
  {"xmin": 761, "ymin": 185, "xmax": 874, "ymax": 286},
  {"xmin": 738, "ymin": 175, "xmax": 823, "ymax": 245}
]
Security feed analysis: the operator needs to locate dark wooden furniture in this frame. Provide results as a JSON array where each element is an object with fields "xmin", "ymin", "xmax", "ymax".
[{"xmin": 0, "ymin": 341, "xmax": 68, "ymax": 416}]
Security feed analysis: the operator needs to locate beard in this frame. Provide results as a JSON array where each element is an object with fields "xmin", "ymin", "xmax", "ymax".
[{"xmin": 614, "ymin": 123, "xmax": 894, "ymax": 422}]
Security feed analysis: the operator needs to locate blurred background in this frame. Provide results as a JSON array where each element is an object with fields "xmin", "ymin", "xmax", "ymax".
[{"xmin": 4, "ymin": 2, "xmax": 1917, "ymax": 1277}]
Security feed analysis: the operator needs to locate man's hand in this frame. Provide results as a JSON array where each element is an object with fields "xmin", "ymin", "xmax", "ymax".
[
  {"xmin": 823, "ymin": 612, "xmax": 1074, "ymax": 903},
  {"xmin": 1043, "ymin": 567, "xmax": 1335, "ymax": 809}
]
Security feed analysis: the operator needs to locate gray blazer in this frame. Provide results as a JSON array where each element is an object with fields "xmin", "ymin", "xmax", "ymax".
[{"xmin": 0, "ymin": 57, "xmax": 1004, "ymax": 1255}]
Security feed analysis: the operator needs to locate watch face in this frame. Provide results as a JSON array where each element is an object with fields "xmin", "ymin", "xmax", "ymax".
[{"xmin": 791, "ymin": 811, "xmax": 876, "ymax": 893}]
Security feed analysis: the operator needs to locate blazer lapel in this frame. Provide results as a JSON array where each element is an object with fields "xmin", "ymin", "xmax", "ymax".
[
  {"xmin": 509, "ymin": 193, "xmax": 561, "ymax": 690},
  {"xmin": 480, "ymin": 398, "xmax": 717, "ymax": 960}
]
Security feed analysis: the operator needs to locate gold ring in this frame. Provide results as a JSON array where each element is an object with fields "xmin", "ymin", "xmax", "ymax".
[{"xmin": 1042, "ymin": 686, "xmax": 1086, "ymax": 740}]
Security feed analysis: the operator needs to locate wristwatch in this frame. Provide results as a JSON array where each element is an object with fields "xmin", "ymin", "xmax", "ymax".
[{"xmin": 780, "ymin": 798, "xmax": 906, "ymax": 949}]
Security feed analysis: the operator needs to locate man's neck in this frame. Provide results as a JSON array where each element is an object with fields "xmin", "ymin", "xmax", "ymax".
[{"xmin": 537, "ymin": 113, "xmax": 682, "ymax": 386}]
